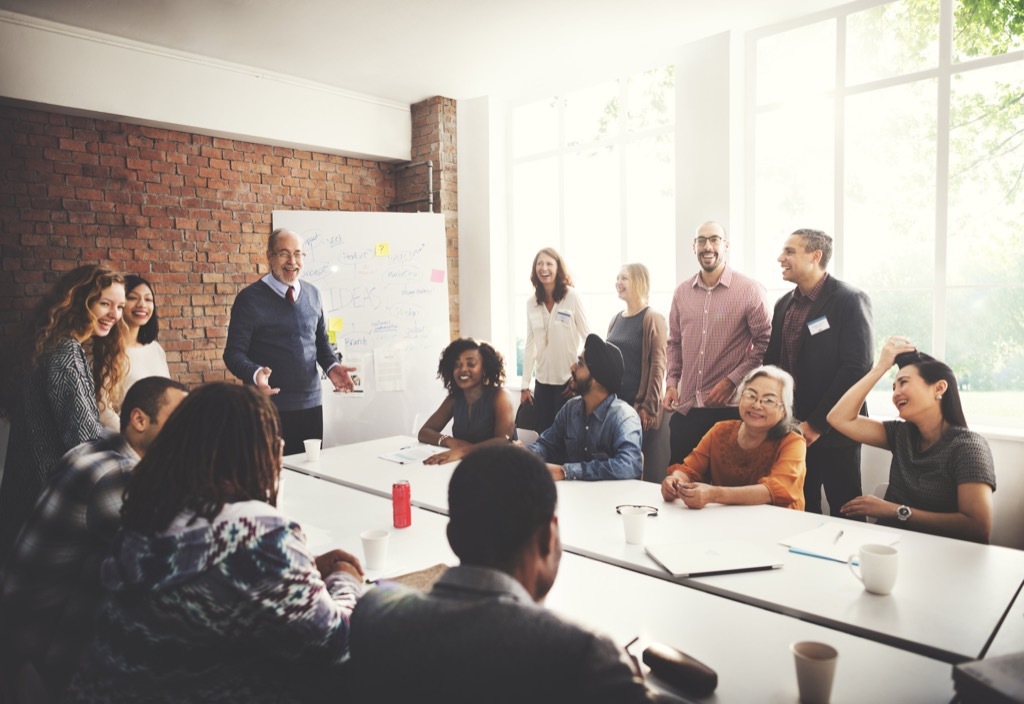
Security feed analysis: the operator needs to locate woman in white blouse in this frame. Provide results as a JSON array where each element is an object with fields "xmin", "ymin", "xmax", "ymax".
[
  {"xmin": 101, "ymin": 275, "xmax": 172, "ymax": 430},
  {"xmin": 520, "ymin": 248, "xmax": 590, "ymax": 433}
]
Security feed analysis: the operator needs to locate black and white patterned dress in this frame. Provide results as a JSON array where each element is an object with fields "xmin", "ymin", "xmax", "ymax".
[{"xmin": 0, "ymin": 337, "xmax": 101, "ymax": 561}]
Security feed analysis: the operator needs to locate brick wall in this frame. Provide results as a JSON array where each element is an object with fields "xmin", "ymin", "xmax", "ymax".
[
  {"xmin": 0, "ymin": 104, "xmax": 397, "ymax": 386},
  {"xmin": 397, "ymin": 97, "xmax": 459, "ymax": 339}
]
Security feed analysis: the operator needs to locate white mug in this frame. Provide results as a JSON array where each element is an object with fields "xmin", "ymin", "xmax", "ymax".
[{"xmin": 848, "ymin": 544, "xmax": 898, "ymax": 595}]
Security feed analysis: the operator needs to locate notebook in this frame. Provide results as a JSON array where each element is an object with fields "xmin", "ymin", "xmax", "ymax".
[{"xmin": 645, "ymin": 539, "xmax": 783, "ymax": 578}]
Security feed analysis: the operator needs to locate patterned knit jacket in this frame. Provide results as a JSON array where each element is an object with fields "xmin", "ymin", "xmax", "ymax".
[{"xmin": 64, "ymin": 500, "xmax": 362, "ymax": 704}]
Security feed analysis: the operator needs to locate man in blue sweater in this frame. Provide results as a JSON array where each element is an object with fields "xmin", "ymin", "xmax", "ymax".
[{"xmin": 224, "ymin": 228, "xmax": 355, "ymax": 455}]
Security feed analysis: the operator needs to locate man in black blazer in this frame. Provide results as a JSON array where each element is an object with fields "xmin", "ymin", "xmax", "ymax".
[{"xmin": 764, "ymin": 229, "xmax": 874, "ymax": 516}]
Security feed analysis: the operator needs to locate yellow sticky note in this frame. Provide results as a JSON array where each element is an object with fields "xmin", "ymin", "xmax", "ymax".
[
  {"xmin": 328, "ymin": 331, "xmax": 337, "ymax": 344},
  {"xmin": 329, "ymin": 317, "xmax": 344, "ymax": 332},
  {"xmin": 375, "ymin": 242, "xmax": 390, "ymax": 256}
]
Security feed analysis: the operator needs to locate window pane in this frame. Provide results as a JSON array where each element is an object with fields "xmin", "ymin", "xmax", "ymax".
[
  {"xmin": 946, "ymin": 287, "xmax": 1024, "ymax": 419},
  {"xmin": 844, "ymin": 79, "xmax": 937, "ymax": 287},
  {"xmin": 563, "ymin": 145, "xmax": 620, "ymax": 295},
  {"xmin": 754, "ymin": 99, "xmax": 834, "ymax": 282},
  {"xmin": 846, "ymin": 0, "xmax": 939, "ymax": 85},
  {"xmin": 564, "ymin": 81, "xmax": 619, "ymax": 147},
  {"xmin": 512, "ymin": 98, "xmax": 559, "ymax": 158},
  {"xmin": 625, "ymin": 134, "xmax": 675, "ymax": 307},
  {"xmin": 947, "ymin": 62, "xmax": 1024, "ymax": 287},
  {"xmin": 511, "ymin": 158, "xmax": 560, "ymax": 294},
  {"xmin": 953, "ymin": 0, "xmax": 1024, "ymax": 63},
  {"xmin": 757, "ymin": 20, "xmax": 836, "ymax": 105},
  {"xmin": 865, "ymin": 288, "xmax": 934, "ymax": 398},
  {"xmin": 626, "ymin": 66, "xmax": 675, "ymax": 132}
]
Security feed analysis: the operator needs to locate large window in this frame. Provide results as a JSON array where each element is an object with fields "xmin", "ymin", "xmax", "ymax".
[
  {"xmin": 508, "ymin": 67, "xmax": 676, "ymax": 378},
  {"xmin": 749, "ymin": 0, "xmax": 1024, "ymax": 428}
]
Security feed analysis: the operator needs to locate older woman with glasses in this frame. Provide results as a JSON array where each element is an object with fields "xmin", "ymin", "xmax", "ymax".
[{"xmin": 661, "ymin": 365, "xmax": 806, "ymax": 510}]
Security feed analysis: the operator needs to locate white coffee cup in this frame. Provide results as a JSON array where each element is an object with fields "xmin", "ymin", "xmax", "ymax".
[
  {"xmin": 304, "ymin": 438, "xmax": 322, "ymax": 463},
  {"xmin": 360, "ymin": 529, "xmax": 390, "ymax": 571},
  {"xmin": 620, "ymin": 506, "xmax": 649, "ymax": 545},
  {"xmin": 791, "ymin": 641, "xmax": 838, "ymax": 704},
  {"xmin": 848, "ymin": 543, "xmax": 898, "ymax": 595}
]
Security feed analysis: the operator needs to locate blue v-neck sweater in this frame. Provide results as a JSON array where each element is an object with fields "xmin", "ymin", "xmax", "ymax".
[{"xmin": 224, "ymin": 280, "xmax": 337, "ymax": 412}]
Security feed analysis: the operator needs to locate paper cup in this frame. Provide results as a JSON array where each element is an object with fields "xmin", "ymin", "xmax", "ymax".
[
  {"xmin": 304, "ymin": 438, "xmax": 322, "ymax": 463},
  {"xmin": 360, "ymin": 529, "xmax": 390, "ymax": 570},
  {"xmin": 791, "ymin": 641, "xmax": 837, "ymax": 704},
  {"xmin": 620, "ymin": 506, "xmax": 649, "ymax": 545}
]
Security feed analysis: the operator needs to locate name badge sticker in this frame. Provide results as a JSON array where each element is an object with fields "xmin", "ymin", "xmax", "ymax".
[
  {"xmin": 556, "ymin": 310, "xmax": 573, "ymax": 327},
  {"xmin": 807, "ymin": 316, "xmax": 830, "ymax": 336}
]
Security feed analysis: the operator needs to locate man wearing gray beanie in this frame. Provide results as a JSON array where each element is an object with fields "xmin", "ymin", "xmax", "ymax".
[{"xmin": 526, "ymin": 334, "xmax": 643, "ymax": 481}]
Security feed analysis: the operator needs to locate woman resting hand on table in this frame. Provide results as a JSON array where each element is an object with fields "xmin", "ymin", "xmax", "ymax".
[
  {"xmin": 826, "ymin": 337, "xmax": 995, "ymax": 543},
  {"xmin": 418, "ymin": 338, "xmax": 516, "ymax": 465},
  {"xmin": 661, "ymin": 366, "xmax": 806, "ymax": 510}
]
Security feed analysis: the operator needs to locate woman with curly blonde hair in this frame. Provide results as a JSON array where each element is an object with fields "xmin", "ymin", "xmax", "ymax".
[{"xmin": 0, "ymin": 265, "xmax": 128, "ymax": 560}]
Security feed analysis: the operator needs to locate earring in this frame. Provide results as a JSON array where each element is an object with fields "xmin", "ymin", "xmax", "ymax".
[{"xmin": 936, "ymin": 394, "xmax": 943, "ymax": 400}]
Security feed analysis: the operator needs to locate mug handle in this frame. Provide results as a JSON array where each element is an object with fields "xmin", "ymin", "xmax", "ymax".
[{"xmin": 848, "ymin": 554, "xmax": 863, "ymax": 584}]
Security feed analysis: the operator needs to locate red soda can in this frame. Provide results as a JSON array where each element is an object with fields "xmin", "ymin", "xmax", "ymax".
[{"xmin": 392, "ymin": 480, "xmax": 411, "ymax": 528}]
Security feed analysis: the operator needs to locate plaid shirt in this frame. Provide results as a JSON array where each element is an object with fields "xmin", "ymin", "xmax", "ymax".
[
  {"xmin": 665, "ymin": 265, "xmax": 771, "ymax": 414},
  {"xmin": 778, "ymin": 273, "xmax": 829, "ymax": 374},
  {"xmin": 0, "ymin": 429, "xmax": 139, "ymax": 692}
]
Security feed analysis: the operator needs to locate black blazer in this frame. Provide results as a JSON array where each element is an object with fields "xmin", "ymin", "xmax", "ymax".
[{"xmin": 764, "ymin": 275, "xmax": 873, "ymax": 448}]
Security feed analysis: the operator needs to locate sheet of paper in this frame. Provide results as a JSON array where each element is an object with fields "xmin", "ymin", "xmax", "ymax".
[
  {"xmin": 780, "ymin": 523, "xmax": 901, "ymax": 563},
  {"xmin": 378, "ymin": 444, "xmax": 446, "ymax": 464},
  {"xmin": 374, "ymin": 347, "xmax": 404, "ymax": 391}
]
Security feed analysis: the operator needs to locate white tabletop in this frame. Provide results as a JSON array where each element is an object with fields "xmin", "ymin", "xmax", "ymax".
[
  {"xmin": 286, "ymin": 435, "xmax": 1024, "ymax": 664},
  {"xmin": 985, "ymin": 581, "xmax": 1024, "ymax": 658},
  {"xmin": 277, "ymin": 467, "xmax": 456, "ymax": 582},
  {"xmin": 552, "ymin": 478, "xmax": 1024, "ymax": 664},
  {"xmin": 279, "ymin": 468, "xmax": 955, "ymax": 703},
  {"xmin": 286, "ymin": 435, "xmax": 453, "ymax": 513}
]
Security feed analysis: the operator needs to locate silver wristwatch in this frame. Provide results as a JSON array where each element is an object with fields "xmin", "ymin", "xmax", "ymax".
[{"xmin": 896, "ymin": 505, "xmax": 912, "ymax": 522}]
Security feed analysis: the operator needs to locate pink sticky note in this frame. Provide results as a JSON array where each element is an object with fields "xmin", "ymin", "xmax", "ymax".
[{"xmin": 431, "ymin": 268, "xmax": 445, "ymax": 283}]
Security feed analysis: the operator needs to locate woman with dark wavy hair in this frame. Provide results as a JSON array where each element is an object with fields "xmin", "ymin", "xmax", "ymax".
[
  {"xmin": 828, "ymin": 336, "xmax": 996, "ymax": 543},
  {"xmin": 0, "ymin": 265, "xmax": 127, "ymax": 560},
  {"xmin": 100, "ymin": 274, "xmax": 172, "ymax": 429},
  {"xmin": 65, "ymin": 383, "xmax": 364, "ymax": 704},
  {"xmin": 520, "ymin": 248, "xmax": 591, "ymax": 434},
  {"xmin": 418, "ymin": 338, "xmax": 516, "ymax": 465}
]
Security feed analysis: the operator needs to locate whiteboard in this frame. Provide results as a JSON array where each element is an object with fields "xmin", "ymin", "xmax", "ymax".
[{"xmin": 272, "ymin": 210, "xmax": 450, "ymax": 447}]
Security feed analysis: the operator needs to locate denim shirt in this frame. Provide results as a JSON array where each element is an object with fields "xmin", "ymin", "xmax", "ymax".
[{"xmin": 527, "ymin": 394, "xmax": 642, "ymax": 481}]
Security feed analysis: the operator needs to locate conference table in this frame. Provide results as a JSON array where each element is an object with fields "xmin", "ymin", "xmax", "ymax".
[
  {"xmin": 278, "ymin": 469, "xmax": 958, "ymax": 703},
  {"xmin": 285, "ymin": 435, "xmax": 1024, "ymax": 666}
]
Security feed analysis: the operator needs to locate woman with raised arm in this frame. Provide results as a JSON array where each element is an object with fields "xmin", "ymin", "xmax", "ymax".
[
  {"xmin": 0, "ymin": 265, "xmax": 127, "ymax": 560},
  {"xmin": 520, "ymin": 248, "xmax": 590, "ymax": 434},
  {"xmin": 827, "ymin": 337, "xmax": 995, "ymax": 543},
  {"xmin": 661, "ymin": 366, "xmax": 806, "ymax": 510},
  {"xmin": 418, "ymin": 338, "xmax": 516, "ymax": 465},
  {"xmin": 607, "ymin": 263, "xmax": 667, "ymax": 435}
]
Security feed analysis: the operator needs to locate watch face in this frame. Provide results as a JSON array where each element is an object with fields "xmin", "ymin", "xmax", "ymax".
[{"xmin": 897, "ymin": 505, "xmax": 911, "ymax": 521}]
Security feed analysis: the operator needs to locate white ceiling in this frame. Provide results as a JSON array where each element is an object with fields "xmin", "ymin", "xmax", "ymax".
[{"xmin": 0, "ymin": 0, "xmax": 850, "ymax": 104}]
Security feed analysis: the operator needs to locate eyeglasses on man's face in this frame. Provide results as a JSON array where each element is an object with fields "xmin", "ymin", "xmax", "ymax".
[
  {"xmin": 694, "ymin": 236, "xmax": 724, "ymax": 246},
  {"xmin": 272, "ymin": 250, "xmax": 306, "ymax": 260},
  {"xmin": 739, "ymin": 389, "xmax": 781, "ymax": 409}
]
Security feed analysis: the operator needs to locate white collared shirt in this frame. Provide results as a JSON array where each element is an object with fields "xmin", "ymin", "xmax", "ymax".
[{"xmin": 521, "ymin": 288, "xmax": 590, "ymax": 388}]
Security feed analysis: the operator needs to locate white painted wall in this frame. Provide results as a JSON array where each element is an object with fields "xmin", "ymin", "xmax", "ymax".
[
  {"xmin": 0, "ymin": 11, "xmax": 410, "ymax": 161},
  {"xmin": 456, "ymin": 96, "xmax": 512, "ymax": 358}
]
